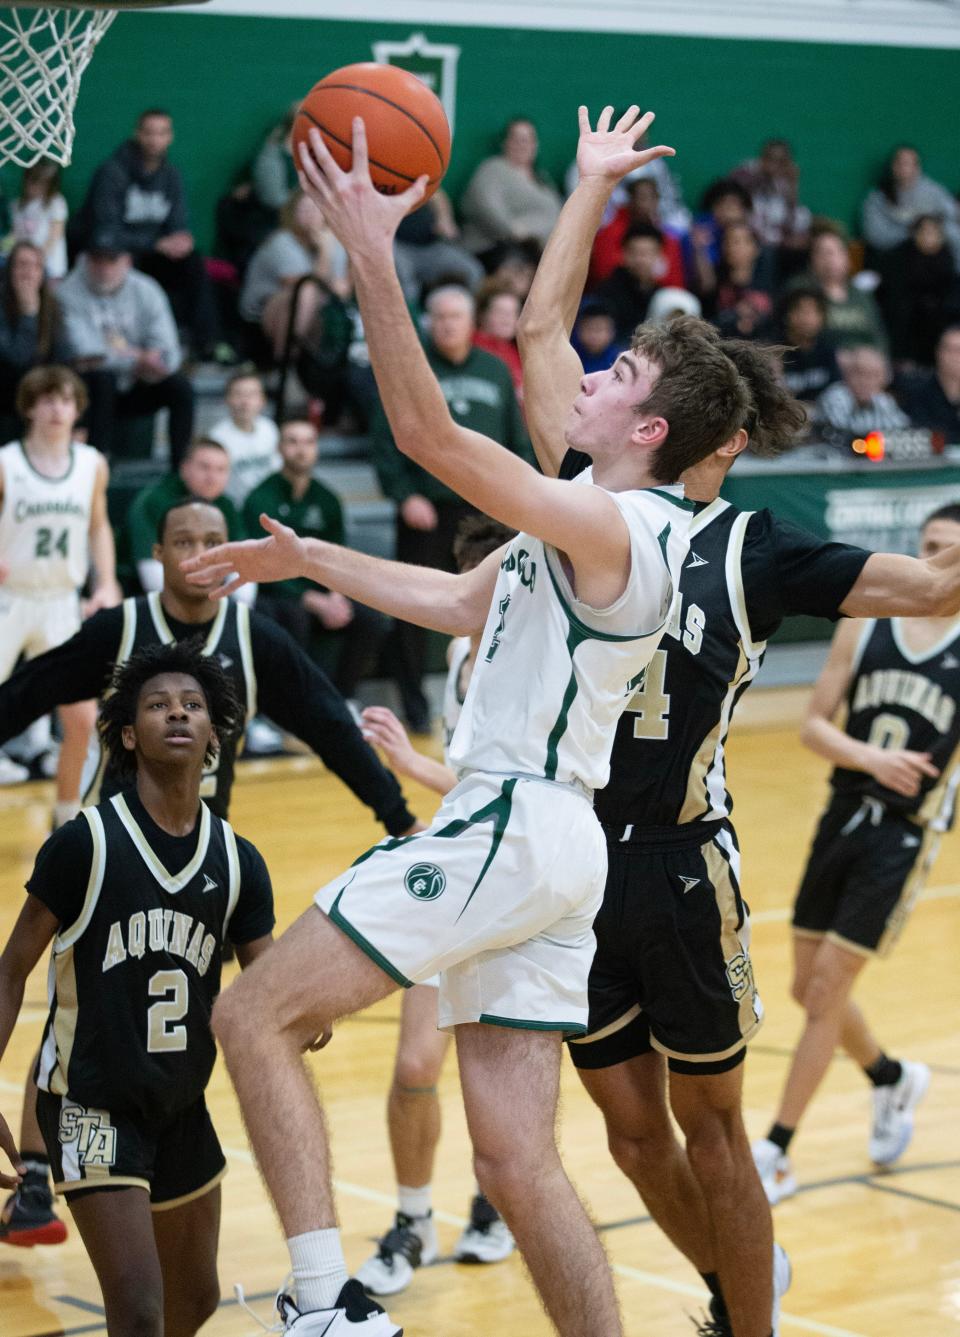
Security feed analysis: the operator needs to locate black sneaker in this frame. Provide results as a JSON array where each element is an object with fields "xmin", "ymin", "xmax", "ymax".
[
  {"xmin": 691, "ymin": 1315, "xmax": 733, "ymax": 1337},
  {"xmin": 354, "ymin": 1211, "xmax": 437, "ymax": 1296},
  {"xmin": 0, "ymin": 1169, "xmax": 67, "ymax": 1247}
]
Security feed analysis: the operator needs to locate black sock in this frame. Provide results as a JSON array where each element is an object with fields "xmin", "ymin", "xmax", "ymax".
[
  {"xmin": 767, "ymin": 1122, "xmax": 795, "ymax": 1154},
  {"xmin": 864, "ymin": 1053, "xmax": 902, "ymax": 1087},
  {"xmin": 701, "ymin": 1271, "xmax": 727, "ymax": 1319},
  {"xmin": 22, "ymin": 1152, "xmax": 50, "ymax": 1178}
]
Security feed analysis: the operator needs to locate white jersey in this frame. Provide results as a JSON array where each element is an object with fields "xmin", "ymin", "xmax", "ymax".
[
  {"xmin": 207, "ymin": 415, "xmax": 281, "ymax": 507},
  {"xmin": 0, "ymin": 441, "xmax": 100, "ymax": 595},
  {"xmin": 448, "ymin": 476, "xmax": 692, "ymax": 792},
  {"xmin": 442, "ymin": 636, "xmax": 472, "ymax": 764}
]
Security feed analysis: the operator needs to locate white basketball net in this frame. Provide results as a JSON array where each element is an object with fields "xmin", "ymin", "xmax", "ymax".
[{"xmin": 0, "ymin": 7, "xmax": 117, "ymax": 167}]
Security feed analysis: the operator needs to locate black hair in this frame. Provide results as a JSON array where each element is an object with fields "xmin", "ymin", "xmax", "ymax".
[
  {"xmin": 155, "ymin": 495, "xmax": 226, "ymax": 544},
  {"xmin": 878, "ymin": 144, "xmax": 920, "ymax": 202},
  {"xmin": 453, "ymin": 514, "xmax": 516, "ymax": 572},
  {"xmin": 719, "ymin": 338, "xmax": 808, "ymax": 458},
  {"xmin": 778, "ymin": 286, "xmax": 827, "ymax": 324},
  {"xmin": 99, "ymin": 640, "xmax": 241, "ymax": 780},
  {"xmin": 138, "ymin": 108, "xmax": 172, "ymax": 126},
  {"xmin": 923, "ymin": 503, "xmax": 960, "ymax": 529},
  {"xmin": 623, "ymin": 222, "xmax": 664, "ymax": 247},
  {"xmin": 700, "ymin": 178, "xmax": 752, "ymax": 216}
]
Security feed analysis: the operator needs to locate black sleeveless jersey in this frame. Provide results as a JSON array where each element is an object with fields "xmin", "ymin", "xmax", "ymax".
[
  {"xmin": 31, "ymin": 790, "xmax": 273, "ymax": 1121},
  {"xmin": 559, "ymin": 448, "xmax": 871, "ymax": 833},
  {"xmin": 832, "ymin": 617, "xmax": 960, "ymax": 827},
  {"xmin": 84, "ymin": 593, "xmax": 257, "ymax": 818}
]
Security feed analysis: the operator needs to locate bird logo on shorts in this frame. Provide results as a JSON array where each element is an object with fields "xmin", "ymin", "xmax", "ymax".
[{"xmin": 404, "ymin": 862, "xmax": 447, "ymax": 901}]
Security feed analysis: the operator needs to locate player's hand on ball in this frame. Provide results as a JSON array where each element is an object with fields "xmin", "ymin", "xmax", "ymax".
[
  {"xmin": 576, "ymin": 104, "xmax": 674, "ymax": 184},
  {"xmin": 180, "ymin": 514, "xmax": 308, "ymax": 598},
  {"xmin": 298, "ymin": 118, "xmax": 427, "ymax": 256},
  {"xmin": 0, "ymin": 1111, "xmax": 26, "ymax": 1189}
]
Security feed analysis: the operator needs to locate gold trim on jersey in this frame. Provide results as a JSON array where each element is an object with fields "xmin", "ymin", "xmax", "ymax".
[
  {"xmin": 117, "ymin": 596, "xmax": 138, "ymax": 666},
  {"xmin": 568, "ymin": 1003, "xmax": 641, "ymax": 1046},
  {"xmin": 111, "ymin": 793, "xmax": 212, "ymax": 893},
  {"xmin": 56, "ymin": 808, "xmax": 108, "ymax": 950},
  {"xmin": 688, "ymin": 497, "xmax": 730, "ymax": 538},
  {"xmin": 705, "ymin": 839, "xmax": 763, "ymax": 1047},
  {"xmin": 236, "ymin": 603, "xmax": 257, "ymax": 721},
  {"xmin": 147, "ymin": 589, "xmax": 229, "ymax": 653},
  {"xmin": 876, "ymin": 826, "xmax": 940, "ymax": 958},
  {"xmin": 56, "ymin": 1174, "xmax": 150, "ymax": 1195},
  {"xmin": 892, "ymin": 614, "xmax": 960, "ymax": 667},
  {"xmin": 221, "ymin": 820, "xmax": 241, "ymax": 938},
  {"xmin": 725, "ymin": 510, "xmax": 767, "ymax": 662},
  {"xmin": 677, "ymin": 645, "xmax": 748, "ymax": 824},
  {"xmin": 47, "ymin": 946, "xmax": 78, "ymax": 1097},
  {"xmin": 150, "ymin": 1165, "xmax": 226, "ymax": 1212}
]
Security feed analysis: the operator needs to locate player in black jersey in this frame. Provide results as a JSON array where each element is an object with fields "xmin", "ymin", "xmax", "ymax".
[
  {"xmin": 0, "ymin": 496, "xmax": 417, "ymax": 1249},
  {"xmin": 752, "ymin": 505, "xmax": 960, "ymax": 1204},
  {"xmin": 0, "ymin": 642, "xmax": 276, "ymax": 1335},
  {"xmin": 518, "ymin": 111, "xmax": 960, "ymax": 1337}
]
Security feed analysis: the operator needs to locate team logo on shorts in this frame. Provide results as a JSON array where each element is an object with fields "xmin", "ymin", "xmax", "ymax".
[{"xmin": 404, "ymin": 862, "xmax": 447, "ymax": 900}]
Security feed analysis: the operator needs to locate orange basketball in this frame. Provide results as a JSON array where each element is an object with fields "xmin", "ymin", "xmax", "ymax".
[{"xmin": 292, "ymin": 62, "xmax": 451, "ymax": 204}]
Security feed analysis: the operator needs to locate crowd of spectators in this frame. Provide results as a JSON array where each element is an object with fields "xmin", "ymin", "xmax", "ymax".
[{"xmin": 2, "ymin": 107, "xmax": 960, "ymax": 740}]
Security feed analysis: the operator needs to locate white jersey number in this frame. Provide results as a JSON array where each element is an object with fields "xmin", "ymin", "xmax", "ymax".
[{"xmin": 626, "ymin": 648, "xmax": 671, "ymax": 741}]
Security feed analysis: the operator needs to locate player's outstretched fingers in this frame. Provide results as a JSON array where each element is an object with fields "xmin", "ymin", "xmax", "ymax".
[
  {"xmin": 597, "ymin": 105, "xmax": 614, "ymax": 134},
  {"xmin": 615, "ymin": 104, "xmax": 641, "ymax": 133},
  {"xmin": 350, "ymin": 115, "xmax": 369, "ymax": 179}
]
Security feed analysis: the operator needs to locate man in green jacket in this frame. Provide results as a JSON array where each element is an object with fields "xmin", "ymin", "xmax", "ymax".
[
  {"xmin": 370, "ymin": 284, "xmax": 530, "ymax": 731},
  {"xmin": 126, "ymin": 438, "xmax": 246, "ymax": 596},
  {"xmin": 244, "ymin": 418, "xmax": 387, "ymax": 697}
]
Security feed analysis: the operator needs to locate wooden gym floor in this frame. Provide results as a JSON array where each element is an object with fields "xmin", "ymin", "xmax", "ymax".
[{"xmin": 1, "ymin": 685, "xmax": 958, "ymax": 1336}]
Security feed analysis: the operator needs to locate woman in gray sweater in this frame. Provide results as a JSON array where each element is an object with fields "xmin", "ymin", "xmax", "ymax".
[
  {"xmin": 862, "ymin": 145, "xmax": 960, "ymax": 271},
  {"xmin": 460, "ymin": 118, "xmax": 562, "ymax": 261}
]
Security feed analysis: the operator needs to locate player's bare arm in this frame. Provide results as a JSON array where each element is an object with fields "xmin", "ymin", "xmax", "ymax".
[
  {"xmin": 297, "ymin": 120, "xmax": 634, "ymax": 609},
  {"xmin": 84, "ymin": 455, "xmax": 122, "ymax": 614},
  {"xmin": 0, "ymin": 895, "xmax": 59, "ymax": 1187},
  {"xmin": 842, "ymin": 543, "xmax": 960, "ymax": 617},
  {"xmin": 801, "ymin": 618, "xmax": 938, "ymax": 798},
  {"xmin": 519, "ymin": 105, "xmax": 674, "ymax": 478},
  {"xmin": 361, "ymin": 705, "xmax": 457, "ymax": 795},
  {"xmin": 182, "ymin": 515, "xmax": 503, "ymax": 637}
]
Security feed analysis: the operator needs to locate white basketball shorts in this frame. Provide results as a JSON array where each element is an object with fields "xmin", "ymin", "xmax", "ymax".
[
  {"xmin": 0, "ymin": 589, "xmax": 81, "ymax": 680},
  {"xmin": 315, "ymin": 772, "xmax": 607, "ymax": 1035}
]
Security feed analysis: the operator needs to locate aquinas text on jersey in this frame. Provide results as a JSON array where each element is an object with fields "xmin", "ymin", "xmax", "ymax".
[
  {"xmin": 853, "ymin": 668, "xmax": 955, "ymax": 733},
  {"xmin": 101, "ymin": 908, "xmax": 218, "ymax": 976}
]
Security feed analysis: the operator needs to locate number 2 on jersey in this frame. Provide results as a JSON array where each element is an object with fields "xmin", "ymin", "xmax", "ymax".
[
  {"xmin": 35, "ymin": 527, "xmax": 69, "ymax": 559},
  {"xmin": 147, "ymin": 969, "xmax": 188, "ymax": 1052},
  {"xmin": 626, "ymin": 648, "xmax": 671, "ymax": 741}
]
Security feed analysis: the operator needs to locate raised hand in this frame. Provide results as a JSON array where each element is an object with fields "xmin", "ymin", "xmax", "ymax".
[
  {"xmin": 576, "ymin": 104, "xmax": 675, "ymax": 184},
  {"xmin": 297, "ymin": 118, "xmax": 428, "ymax": 259},
  {"xmin": 180, "ymin": 514, "xmax": 308, "ymax": 599}
]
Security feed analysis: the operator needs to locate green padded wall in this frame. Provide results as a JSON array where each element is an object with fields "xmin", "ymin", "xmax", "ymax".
[{"xmin": 2, "ymin": 13, "xmax": 956, "ymax": 254}]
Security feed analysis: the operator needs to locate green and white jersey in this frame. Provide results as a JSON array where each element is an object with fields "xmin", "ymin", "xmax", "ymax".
[
  {"xmin": 448, "ymin": 474, "xmax": 693, "ymax": 791},
  {"xmin": 0, "ymin": 440, "xmax": 100, "ymax": 595}
]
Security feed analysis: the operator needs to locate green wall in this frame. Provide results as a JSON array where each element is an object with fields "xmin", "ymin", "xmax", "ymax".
[{"xmin": 2, "ymin": 14, "xmax": 958, "ymax": 254}]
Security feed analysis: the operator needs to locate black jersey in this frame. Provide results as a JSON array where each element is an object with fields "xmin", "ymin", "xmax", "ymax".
[
  {"xmin": 31, "ymin": 789, "xmax": 274, "ymax": 1121},
  {"xmin": 832, "ymin": 617, "xmax": 960, "ymax": 827},
  {"xmin": 84, "ymin": 593, "xmax": 257, "ymax": 816},
  {"xmin": 559, "ymin": 451, "xmax": 871, "ymax": 832}
]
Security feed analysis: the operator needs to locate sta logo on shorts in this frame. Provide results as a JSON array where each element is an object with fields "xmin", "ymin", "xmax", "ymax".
[{"xmin": 405, "ymin": 862, "xmax": 446, "ymax": 900}]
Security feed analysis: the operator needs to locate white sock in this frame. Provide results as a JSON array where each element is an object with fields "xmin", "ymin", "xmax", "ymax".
[
  {"xmin": 53, "ymin": 800, "xmax": 81, "ymax": 829},
  {"xmin": 287, "ymin": 1229, "xmax": 348, "ymax": 1312},
  {"xmin": 397, "ymin": 1183, "xmax": 432, "ymax": 1220}
]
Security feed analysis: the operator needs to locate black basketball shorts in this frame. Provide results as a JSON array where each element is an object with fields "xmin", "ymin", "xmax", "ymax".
[
  {"xmin": 792, "ymin": 794, "xmax": 940, "ymax": 958},
  {"xmin": 36, "ymin": 1089, "xmax": 226, "ymax": 1210},
  {"xmin": 568, "ymin": 820, "xmax": 763, "ymax": 1075}
]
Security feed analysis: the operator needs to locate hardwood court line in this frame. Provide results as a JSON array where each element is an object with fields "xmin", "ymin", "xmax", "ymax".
[
  {"xmin": 749, "ymin": 881, "xmax": 960, "ymax": 924},
  {"xmin": 609, "ymin": 1263, "xmax": 866, "ymax": 1337}
]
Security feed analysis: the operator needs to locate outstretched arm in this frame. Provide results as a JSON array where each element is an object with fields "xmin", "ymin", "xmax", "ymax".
[
  {"xmin": 841, "ymin": 545, "xmax": 960, "ymax": 618},
  {"xmin": 183, "ymin": 514, "xmax": 503, "ymax": 637},
  {"xmin": 295, "ymin": 121, "xmax": 634, "ymax": 605},
  {"xmin": 518, "ymin": 106, "xmax": 675, "ymax": 477},
  {"xmin": 800, "ymin": 619, "xmax": 938, "ymax": 797}
]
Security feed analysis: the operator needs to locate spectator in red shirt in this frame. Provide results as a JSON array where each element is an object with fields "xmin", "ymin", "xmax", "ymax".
[
  {"xmin": 472, "ymin": 279, "xmax": 523, "ymax": 399},
  {"xmin": 590, "ymin": 178, "xmax": 685, "ymax": 288},
  {"xmin": 593, "ymin": 223, "xmax": 667, "ymax": 341}
]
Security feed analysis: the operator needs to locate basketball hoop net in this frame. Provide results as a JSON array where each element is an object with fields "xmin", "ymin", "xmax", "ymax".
[{"xmin": 0, "ymin": 7, "xmax": 117, "ymax": 167}]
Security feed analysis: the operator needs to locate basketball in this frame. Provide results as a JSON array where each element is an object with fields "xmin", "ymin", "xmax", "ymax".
[{"xmin": 292, "ymin": 61, "xmax": 451, "ymax": 204}]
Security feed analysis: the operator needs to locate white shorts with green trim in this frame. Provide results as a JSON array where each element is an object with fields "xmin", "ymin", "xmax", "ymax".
[{"xmin": 314, "ymin": 772, "xmax": 606, "ymax": 1035}]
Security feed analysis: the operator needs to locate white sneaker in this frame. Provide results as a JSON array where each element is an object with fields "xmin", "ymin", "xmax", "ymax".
[
  {"xmin": 354, "ymin": 1212, "xmax": 437, "ymax": 1297},
  {"xmin": 772, "ymin": 1241, "xmax": 792, "ymax": 1336},
  {"xmin": 277, "ymin": 1281, "xmax": 401, "ymax": 1334},
  {"xmin": 752, "ymin": 1137, "xmax": 797, "ymax": 1205},
  {"xmin": 870, "ymin": 1060, "xmax": 930, "ymax": 1166},
  {"xmin": 454, "ymin": 1194, "xmax": 515, "ymax": 1263},
  {"xmin": 0, "ymin": 754, "xmax": 29, "ymax": 786}
]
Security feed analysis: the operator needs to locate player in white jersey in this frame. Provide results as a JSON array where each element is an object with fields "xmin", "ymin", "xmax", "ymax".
[
  {"xmin": 0, "ymin": 367, "xmax": 120, "ymax": 822},
  {"xmin": 180, "ymin": 108, "xmax": 754, "ymax": 1337},
  {"xmin": 356, "ymin": 516, "xmax": 517, "ymax": 1296}
]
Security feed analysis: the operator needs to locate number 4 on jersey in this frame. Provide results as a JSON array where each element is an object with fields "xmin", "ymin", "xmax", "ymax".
[{"xmin": 626, "ymin": 648, "xmax": 671, "ymax": 740}]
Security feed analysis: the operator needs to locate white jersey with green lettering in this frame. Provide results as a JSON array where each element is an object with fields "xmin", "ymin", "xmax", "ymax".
[
  {"xmin": 0, "ymin": 440, "xmax": 100, "ymax": 594},
  {"xmin": 448, "ymin": 474, "xmax": 693, "ymax": 792}
]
